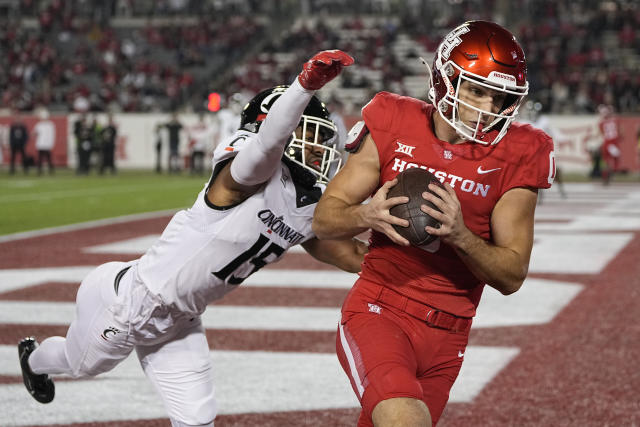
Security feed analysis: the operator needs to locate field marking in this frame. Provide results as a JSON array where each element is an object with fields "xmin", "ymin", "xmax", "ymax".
[
  {"xmin": 529, "ymin": 232, "xmax": 634, "ymax": 273},
  {"xmin": 84, "ymin": 234, "xmax": 308, "ymax": 255},
  {"xmin": 84, "ymin": 235, "xmax": 161, "ymax": 254},
  {"xmin": 0, "ymin": 267, "xmax": 359, "ymax": 293},
  {"xmin": 474, "ymin": 279, "xmax": 583, "ymax": 327},
  {"xmin": 0, "ymin": 345, "xmax": 518, "ymax": 425},
  {"xmin": 0, "ymin": 210, "xmax": 177, "ymax": 243},
  {"xmin": 0, "ymin": 276, "xmax": 583, "ymax": 330}
]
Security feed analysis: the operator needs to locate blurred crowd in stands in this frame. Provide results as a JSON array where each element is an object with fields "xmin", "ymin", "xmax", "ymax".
[{"xmin": 1, "ymin": 0, "xmax": 639, "ymax": 114}]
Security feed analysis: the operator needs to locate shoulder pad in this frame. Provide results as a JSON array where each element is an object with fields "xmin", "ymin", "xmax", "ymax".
[{"xmin": 344, "ymin": 121, "xmax": 369, "ymax": 153}]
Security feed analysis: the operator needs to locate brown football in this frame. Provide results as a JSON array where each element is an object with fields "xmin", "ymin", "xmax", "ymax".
[{"xmin": 387, "ymin": 168, "xmax": 444, "ymax": 246}]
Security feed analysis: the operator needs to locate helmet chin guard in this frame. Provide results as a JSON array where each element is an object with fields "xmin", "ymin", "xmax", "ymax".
[
  {"xmin": 427, "ymin": 21, "xmax": 529, "ymax": 145},
  {"xmin": 286, "ymin": 114, "xmax": 341, "ymax": 184}
]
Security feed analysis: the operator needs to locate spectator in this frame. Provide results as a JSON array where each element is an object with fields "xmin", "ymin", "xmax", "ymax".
[
  {"xmin": 215, "ymin": 93, "xmax": 245, "ymax": 147},
  {"xmin": 33, "ymin": 108, "xmax": 56, "ymax": 175},
  {"xmin": 154, "ymin": 123, "xmax": 163, "ymax": 173},
  {"xmin": 100, "ymin": 114, "xmax": 118, "ymax": 174},
  {"xmin": 74, "ymin": 114, "xmax": 93, "ymax": 174},
  {"xmin": 520, "ymin": 100, "xmax": 567, "ymax": 200},
  {"xmin": 162, "ymin": 112, "xmax": 184, "ymax": 174},
  {"xmin": 188, "ymin": 113, "xmax": 214, "ymax": 175},
  {"xmin": 597, "ymin": 104, "xmax": 621, "ymax": 185},
  {"xmin": 9, "ymin": 112, "xmax": 30, "ymax": 175}
]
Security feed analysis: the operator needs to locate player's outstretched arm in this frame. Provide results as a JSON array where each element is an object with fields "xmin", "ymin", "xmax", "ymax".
[
  {"xmin": 312, "ymin": 134, "xmax": 410, "ymax": 245},
  {"xmin": 208, "ymin": 50, "xmax": 353, "ymax": 207},
  {"xmin": 301, "ymin": 237, "xmax": 369, "ymax": 273}
]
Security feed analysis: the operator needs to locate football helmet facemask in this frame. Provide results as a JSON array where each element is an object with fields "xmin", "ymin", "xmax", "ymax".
[
  {"xmin": 240, "ymin": 85, "xmax": 341, "ymax": 184},
  {"xmin": 428, "ymin": 20, "xmax": 529, "ymax": 145}
]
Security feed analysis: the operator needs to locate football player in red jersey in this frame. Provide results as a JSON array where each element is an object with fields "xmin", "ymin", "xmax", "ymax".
[
  {"xmin": 313, "ymin": 21, "xmax": 555, "ymax": 426},
  {"xmin": 597, "ymin": 104, "xmax": 621, "ymax": 185}
]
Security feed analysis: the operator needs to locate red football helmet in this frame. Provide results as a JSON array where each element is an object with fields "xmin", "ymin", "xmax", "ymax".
[{"xmin": 428, "ymin": 20, "xmax": 528, "ymax": 145}]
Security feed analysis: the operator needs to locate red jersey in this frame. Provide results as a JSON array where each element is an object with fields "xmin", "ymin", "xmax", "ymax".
[
  {"xmin": 598, "ymin": 117, "xmax": 621, "ymax": 159},
  {"xmin": 599, "ymin": 117, "xmax": 620, "ymax": 145},
  {"xmin": 358, "ymin": 92, "xmax": 555, "ymax": 317}
]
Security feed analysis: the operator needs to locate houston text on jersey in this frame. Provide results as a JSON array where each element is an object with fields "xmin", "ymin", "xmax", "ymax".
[{"xmin": 392, "ymin": 158, "xmax": 491, "ymax": 198}]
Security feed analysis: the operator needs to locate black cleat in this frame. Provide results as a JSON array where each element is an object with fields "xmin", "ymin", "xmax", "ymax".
[{"xmin": 18, "ymin": 337, "xmax": 55, "ymax": 403}]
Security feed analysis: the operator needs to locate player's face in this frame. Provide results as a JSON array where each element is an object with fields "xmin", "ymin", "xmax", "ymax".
[
  {"xmin": 295, "ymin": 126, "xmax": 324, "ymax": 171},
  {"xmin": 457, "ymin": 80, "xmax": 507, "ymax": 125}
]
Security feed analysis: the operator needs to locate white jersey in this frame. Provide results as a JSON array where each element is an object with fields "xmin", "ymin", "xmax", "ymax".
[
  {"xmin": 215, "ymin": 108, "xmax": 241, "ymax": 146},
  {"xmin": 34, "ymin": 120, "xmax": 56, "ymax": 150},
  {"xmin": 136, "ymin": 129, "xmax": 323, "ymax": 315}
]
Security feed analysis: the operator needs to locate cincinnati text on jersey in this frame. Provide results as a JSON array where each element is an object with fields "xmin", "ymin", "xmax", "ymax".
[
  {"xmin": 258, "ymin": 209, "xmax": 306, "ymax": 245},
  {"xmin": 392, "ymin": 158, "xmax": 491, "ymax": 198}
]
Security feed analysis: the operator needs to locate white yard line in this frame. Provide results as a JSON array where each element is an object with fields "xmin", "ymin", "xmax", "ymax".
[{"xmin": 0, "ymin": 210, "xmax": 178, "ymax": 243}]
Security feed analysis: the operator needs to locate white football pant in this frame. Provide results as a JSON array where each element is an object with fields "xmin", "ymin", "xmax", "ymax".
[{"xmin": 29, "ymin": 261, "xmax": 217, "ymax": 426}]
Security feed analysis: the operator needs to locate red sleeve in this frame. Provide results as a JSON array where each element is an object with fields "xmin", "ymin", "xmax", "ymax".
[
  {"xmin": 502, "ymin": 127, "xmax": 555, "ymax": 193},
  {"xmin": 361, "ymin": 92, "xmax": 400, "ymax": 187},
  {"xmin": 362, "ymin": 92, "xmax": 394, "ymax": 132}
]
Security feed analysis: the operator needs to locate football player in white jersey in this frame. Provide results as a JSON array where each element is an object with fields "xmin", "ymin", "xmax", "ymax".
[{"xmin": 18, "ymin": 50, "xmax": 360, "ymax": 427}]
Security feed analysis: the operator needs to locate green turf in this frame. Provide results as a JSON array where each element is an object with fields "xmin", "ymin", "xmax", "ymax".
[
  {"xmin": 1, "ymin": 168, "xmax": 638, "ymax": 236},
  {"xmin": 0, "ymin": 168, "xmax": 206, "ymax": 235}
]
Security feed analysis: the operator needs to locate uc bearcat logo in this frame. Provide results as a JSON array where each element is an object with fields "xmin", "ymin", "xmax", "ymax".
[{"xmin": 101, "ymin": 326, "xmax": 122, "ymax": 341}]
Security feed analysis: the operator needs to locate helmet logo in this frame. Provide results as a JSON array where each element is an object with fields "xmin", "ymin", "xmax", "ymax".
[
  {"xmin": 488, "ymin": 71, "xmax": 516, "ymax": 85},
  {"xmin": 440, "ymin": 25, "xmax": 470, "ymax": 59},
  {"xmin": 259, "ymin": 91, "xmax": 284, "ymax": 114}
]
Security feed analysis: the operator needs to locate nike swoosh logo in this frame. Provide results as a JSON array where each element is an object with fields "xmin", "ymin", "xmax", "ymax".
[
  {"xmin": 477, "ymin": 166, "xmax": 502, "ymax": 174},
  {"xmin": 458, "ymin": 351, "xmax": 464, "ymax": 358}
]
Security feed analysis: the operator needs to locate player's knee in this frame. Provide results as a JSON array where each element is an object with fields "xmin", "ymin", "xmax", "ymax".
[
  {"xmin": 169, "ymin": 419, "xmax": 214, "ymax": 427},
  {"xmin": 169, "ymin": 395, "xmax": 217, "ymax": 427},
  {"xmin": 362, "ymin": 364, "xmax": 425, "ymax": 423},
  {"xmin": 170, "ymin": 412, "xmax": 215, "ymax": 427},
  {"xmin": 372, "ymin": 397, "xmax": 431, "ymax": 427},
  {"xmin": 67, "ymin": 365, "xmax": 91, "ymax": 379}
]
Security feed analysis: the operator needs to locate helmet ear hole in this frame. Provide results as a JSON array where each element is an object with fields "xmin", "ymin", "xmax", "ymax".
[{"xmin": 499, "ymin": 94, "xmax": 519, "ymax": 114}]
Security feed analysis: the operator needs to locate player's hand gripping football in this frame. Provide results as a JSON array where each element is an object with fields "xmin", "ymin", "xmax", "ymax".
[
  {"xmin": 420, "ymin": 183, "xmax": 472, "ymax": 247},
  {"xmin": 361, "ymin": 178, "xmax": 411, "ymax": 246},
  {"xmin": 298, "ymin": 50, "xmax": 355, "ymax": 91}
]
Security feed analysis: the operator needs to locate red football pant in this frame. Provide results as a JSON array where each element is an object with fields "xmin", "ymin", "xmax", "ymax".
[{"xmin": 336, "ymin": 283, "xmax": 470, "ymax": 426}]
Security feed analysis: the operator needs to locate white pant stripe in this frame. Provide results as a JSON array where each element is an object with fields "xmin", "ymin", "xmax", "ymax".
[{"xmin": 338, "ymin": 322, "xmax": 364, "ymax": 398}]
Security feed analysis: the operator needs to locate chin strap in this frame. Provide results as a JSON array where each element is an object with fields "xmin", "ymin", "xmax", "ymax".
[{"xmin": 420, "ymin": 57, "xmax": 436, "ymax": 103}]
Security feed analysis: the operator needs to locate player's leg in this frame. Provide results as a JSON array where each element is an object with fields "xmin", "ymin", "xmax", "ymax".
[
  {"xmin": 136, "ymin": 318, "xmax": 216, "ymax": 427},
  {"xmin": 337, "ymin": 309, "xmax": 431, "ymax": 427},
  {"xmin": 10, "ymin": 145, "xmax": 17, "ymax": 174},
  {"xmin": 27, "ymin": 262, "xmax": 135, "ymax": 378},
  {"xmin": 602, "ymin": 152, "xmax": 612, "ymax": 185},
  {"xmin": 37, "ymin": 149, "xmax": 44, "ymax": 175},
  {"xmin": 372, "ymin": 398, "xmax": 431, "ymax": 427},
  {"xmin": 46, "ymin": 150, "xmax": 54, "ymax": 174},
  {"xmin": 416, "ymin": 329, "xmax": 468, "ymax": 426}
]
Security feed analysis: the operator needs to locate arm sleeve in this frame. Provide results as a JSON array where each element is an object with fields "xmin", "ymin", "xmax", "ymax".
[
  {"xmin": 503, "ymin": 130, "xmax": 555, "ymax": 193},
  {"xmin": 230, "ymin": 79, "xmax": 315, "ymax": 186}
]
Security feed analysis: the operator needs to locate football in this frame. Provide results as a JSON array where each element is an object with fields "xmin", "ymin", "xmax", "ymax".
[{"xmin": 387, "ymin": 168, "xmax": 444, "ymax": 246}]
